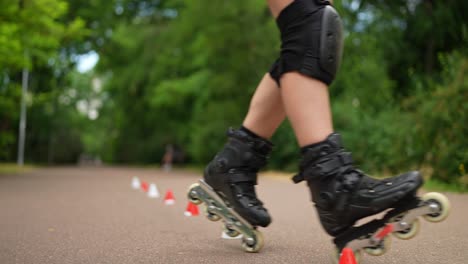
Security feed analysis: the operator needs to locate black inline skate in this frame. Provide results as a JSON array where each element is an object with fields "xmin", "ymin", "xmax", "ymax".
[
  {"xmin": 188, "ymin": 128, "xmax": 273, "ymax": 252},
  {"xmin": 293, "ymin": 133, "xmax": 450, "ymax": 263}
]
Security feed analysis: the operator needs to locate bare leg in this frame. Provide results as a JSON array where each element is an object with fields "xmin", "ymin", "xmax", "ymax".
[
  {"xmin": 267, "ymin": 0, "xmax": 294, "ymax": 18},
  {"xmin": 280, "ymin": 72, "xmax": 333, "ymax": 147},
  {"xmin": 242, "ymin": 73, "xmax": 286, "ymax": 139}
]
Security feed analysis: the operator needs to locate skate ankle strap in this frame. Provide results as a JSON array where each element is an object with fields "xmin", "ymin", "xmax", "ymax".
[
  {"xmin": 292, "ymin": 173, "xmax": 305, "ymax": 183},
  {"xmin": 315, "ymin": 152, "xmax": 353, "ymax": 176},
  {"xmin": 227, "ymin": 169, "xmax": 258, "ymax": 185},
  {"xmin": 293, "ymin": 152, "xmax": 354, "ymax": 183}
]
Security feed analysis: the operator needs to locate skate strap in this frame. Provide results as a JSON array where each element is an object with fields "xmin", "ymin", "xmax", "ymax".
[
  {"xmin": 292, "ymin": 173, "xmax": 304, "ymax": 183},
  {"xmin": 316, "ymin": 152, "xmax": 353, "ymax": 175},
  {"xmin": 293, "ymin": 152, "xmax": 353, "ymax": 183},
  {"xmin": 227, "ymin": 170, "xmax": 258, "ymax": 185}
]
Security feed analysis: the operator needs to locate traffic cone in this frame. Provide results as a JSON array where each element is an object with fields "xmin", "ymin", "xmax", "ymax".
[
  {"xmin": 131, "ymin": 177, "xmax": 140, "ymax": 190},
  {"xmin": 164, "ymin": 189, "xmax": 175, "ymax": 205},
  {"xmin": 184, "ymin": 202, "xmax": 199, "ymax": 216},
  {"xmin": 148, "ymin": 183, "xmax": 160, "ymax": 198},
  {"xmin": 339, "ymin": 248, "xmax": 357, "ymax": 264},
  {"xmin": 141, "ymin": 181, "xmax": 149, "ymax": 192}
]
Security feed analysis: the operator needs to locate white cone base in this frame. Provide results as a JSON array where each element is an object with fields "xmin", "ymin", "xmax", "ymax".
[
  {"xmin": 164, "ymin": 199, "xmax": 175, "ymax": 205},
  {"xmin": 148, "ymin": 184, "xmax": 160, "ymax": 198},
  {"xmin": 131, "ymin": 177, "xmax": 140, "ymax": 189},
  {"xmin": 148, "ymin": 193, "xmax": 160, "ymax": 198}
]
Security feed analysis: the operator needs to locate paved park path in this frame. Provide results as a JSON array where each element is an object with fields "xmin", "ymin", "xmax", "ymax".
[{"xmin": 1, "ymin": 167, "xmax": 466, "ymax": 264}]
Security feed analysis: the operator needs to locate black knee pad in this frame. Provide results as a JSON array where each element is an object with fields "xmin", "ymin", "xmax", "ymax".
[
  {"xmin": 269, "ymin": 0, "xmax": 343, "ymax": 86},
  {"xmin": 319, "ymin": 5, "xmax": 344, "ymax": 79}
]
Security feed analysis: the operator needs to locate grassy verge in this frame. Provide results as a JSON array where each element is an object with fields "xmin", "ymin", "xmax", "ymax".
[{"xmin": 0, "ymin": 163, "xmax": 36, "ymax": 174}]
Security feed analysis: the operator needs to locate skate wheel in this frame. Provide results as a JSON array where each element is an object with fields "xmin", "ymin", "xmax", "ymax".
[
  {"xmin": 364, "ymin": 236, "xmax": 391, "ymax": 256},
  {"xmin": 393, "ymin": 218, "xmax": 420, "ymax": 240},
  {"xmin": 422, "ymin": 192, "xmax": 451, "ymax": 223},
  {"xmin": 332, "ymin": 248, "xmax": 362, "ymax": 264},
  {"xmin": 187, "ymin": 183, "xmax": 202, "ymax": 205},
  {"xmin": 224, "ymin": 226, "xmax": 240, "ymax": 238},
  {"xmin": 241, "ymin": 230, "xmax": 264, "ymax": 253},
  {"xmin": 205, "ymin": 207, "xmax": 221, "ymax": 222}
]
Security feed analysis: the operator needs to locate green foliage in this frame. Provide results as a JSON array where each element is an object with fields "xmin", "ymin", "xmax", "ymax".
[
  {"xmin": 97, "ymin": 0, "xmax": 278, "ymax": 163},
  {"xmin": 1, "ymin": 0, "xmax": 92, "ymax": 164},
  {"xmin": 407, "ymin": 52, "xmax": 468, "ymax": 187},
  {"xmin": 0, "ymin": 0, "xmax": 466, "ymax": 189},
  {"xmin": 0, "ymin": 0, "xmax": 86, "ymax": 70},
  {"xmin": 330, "ymin": 31, "xmax": 416, "ymax": 173},
  {"xmin": 0, "ymin": 82, "xmax": 21, "ymax": 160}
]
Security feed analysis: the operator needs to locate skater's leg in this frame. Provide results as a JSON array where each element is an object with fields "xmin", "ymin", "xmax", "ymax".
[
  {"xmin": 280, "ymin": 72, "xmax": 423, "ymax": 235},
  {"xmin": 243, "ymin": 73, "xmax": 285, "ymax": 139},
  {"xmin": 280, "ymin": 72, "xmax": 333, "ymax": 146},
  {"xmin": 267, "ymin": 0, "xmax": 423, "ymax": 236}
]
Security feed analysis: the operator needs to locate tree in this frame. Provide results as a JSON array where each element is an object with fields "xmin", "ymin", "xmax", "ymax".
[{"xmin": 0, "ymin": 0, "xmax": 86, "ymax": 163}]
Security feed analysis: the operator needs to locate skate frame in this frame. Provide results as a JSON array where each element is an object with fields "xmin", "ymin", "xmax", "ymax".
[
  {"xmin": 191, "ymin": 180, "xmax": 258, "ymax": 246},
  {"xmin": 334, "ymin": 197, "xmax": 442, "ymax": 252}
]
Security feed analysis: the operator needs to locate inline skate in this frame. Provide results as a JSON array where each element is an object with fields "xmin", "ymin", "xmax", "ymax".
[
  {"xmin": 292, "ymin": 133, "xmax": 450, "ymax": 263},
  {"xmin": 188, "ymin": 128, "xmax": 273, "ymax": 252}
]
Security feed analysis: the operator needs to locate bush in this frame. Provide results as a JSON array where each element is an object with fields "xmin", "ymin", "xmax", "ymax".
[{"xmin": 408, "ymin": 53, "xmax": 468, "ymax": 187}]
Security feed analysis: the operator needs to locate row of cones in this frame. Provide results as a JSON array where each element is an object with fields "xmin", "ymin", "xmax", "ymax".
[
  {"xmin": 132, "ymin": 176, "xmax": 240, "ymax": 240},
  {"xmin": 131, "ymin": 176, "xmax": 199, "ymax": 216}
]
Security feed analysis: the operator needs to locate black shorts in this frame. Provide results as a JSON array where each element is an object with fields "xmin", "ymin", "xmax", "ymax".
[{"xmin": 269, "ymin": 0, "xmax": 334, "ymax": 86}]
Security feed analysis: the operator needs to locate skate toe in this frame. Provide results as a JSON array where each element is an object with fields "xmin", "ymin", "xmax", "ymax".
[
  {"xmin": 243, "ymin": 208, "xmax": 271, "ymax": 228},
  {"xmin": 397, "ymin": 171, "xmax": 423, "ymax": 193},
  {"xmin": 254, "ymin": 212, "xmax": 272, "ymax": 227}
]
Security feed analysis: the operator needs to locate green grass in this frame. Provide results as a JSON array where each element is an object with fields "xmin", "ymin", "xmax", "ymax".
[{"xmin": 0, "ymin": 163, "xmax": 36, "ymax": 174}]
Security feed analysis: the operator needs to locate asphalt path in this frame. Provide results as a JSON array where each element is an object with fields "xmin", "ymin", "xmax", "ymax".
[{"xmin": 1, "ymin": 167, "xmax": 466, "ymax": 264}]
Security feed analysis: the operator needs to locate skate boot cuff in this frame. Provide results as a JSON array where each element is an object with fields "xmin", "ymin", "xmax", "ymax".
[
  {"xmin": 293, "ymin": 133, "xmax": 349, "ymax": 184},
  {"xmin": 300, "ymin": 133, "xmax": 342, "ymax": 156},
  {"xmin": 227, "ymin": 127, "xmax": 274, "ymax": 156}
]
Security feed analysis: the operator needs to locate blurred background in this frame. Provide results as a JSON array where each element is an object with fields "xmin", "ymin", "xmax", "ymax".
[{"xmin": 0, "ymin": 0, "xmax": 467, "ymax": 189}]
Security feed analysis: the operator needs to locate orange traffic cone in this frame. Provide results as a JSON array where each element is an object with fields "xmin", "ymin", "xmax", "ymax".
[
  {"xmin": 339, "ymin": 248, "xmax": 357, "ymax": 264},
  {"xmin": 141, "ymin": 181, "xmax": 149, "ymax": 192},
  {"xmin": 184, "ymin": 202, "xmax": 199, "ymax": 216},
  {"xmin": 164, "ymin": 189, "xmax": 175, "ymax": 205}
]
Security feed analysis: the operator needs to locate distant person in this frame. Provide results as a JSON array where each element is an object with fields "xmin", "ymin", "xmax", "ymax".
[
  {"xmin": 162, "ymin": 144, "xmax": 174, "ymax": 172},
  {"xmin": 202, "ymin": 0, "xmax": 422, "ymax": 237}
]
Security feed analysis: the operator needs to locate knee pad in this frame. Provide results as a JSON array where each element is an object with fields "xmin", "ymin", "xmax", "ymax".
[
  {"xmin": 269, "ymin": 2, "xmax": 344, "ymax": 86},
  {"xmin": 319, "ymin": 5, "xmax": 344, "ymax": 79}
]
